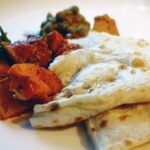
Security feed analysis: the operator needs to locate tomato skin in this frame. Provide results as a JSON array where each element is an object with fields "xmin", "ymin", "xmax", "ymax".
[
  {"xmin": 1, "ymin": 31, "xmax": 81, "ymax": 67},
  {"xmin": 0, "ymin": 78, "xmax": 35, "ymax": 120},
  {"xmin": 48, "ymin": 31, "xmax": 65, "ymax": 52},
  {"xmin": 1, "ymin": 35, "xmax": 52, "ymax": 67},
  {"xmin": 0, "ymin": 60, "xmax": 10, "ymax": 80}
]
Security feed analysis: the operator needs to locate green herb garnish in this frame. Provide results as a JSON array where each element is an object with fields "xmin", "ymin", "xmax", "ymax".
[
  {"xmin": 0, "ymin": 26, "xmax": 13, "ymax": 64},
  {"xmin": 0, "ymin": 26, "xmax": 11, "ymax": 42}
]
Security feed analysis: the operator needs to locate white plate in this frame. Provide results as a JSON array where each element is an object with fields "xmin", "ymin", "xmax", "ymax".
[{"xmin": 1, "ymin": 0, "xmax": 150, "ymax": 150}]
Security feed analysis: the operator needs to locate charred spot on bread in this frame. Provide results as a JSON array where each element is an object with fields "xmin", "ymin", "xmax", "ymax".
[
  {"xmin": 124, "ymin": 139, "xmax": 133, "ymax": 146},
  {"xmin": 52, "ymin": 119, "xmax": 59, "ymax": 124},
  {"xmin": 91, "ymin": 127, "xmax": 96, "ymax": 132},
  {"xmin": 119, "ymin": 64, "xmax": 127, "ymax": 70},
  {"xmin": 75, "ymin": 116, "xmax": 83, "ymax": 122},
  {"xmin": 88, "ymin": 88, "xmax": 94, "ymax": 93},
  {"xmin": 64, "ymin": 90, "xmax": 73, "ymax": 98},
  {"xmin": 107, "ymin": 77, "xmax": 115, "ymax": 82},
  {"xmin": 119, "ymin": 115, "xmax": 129, "ymax": 121},
  {"xmin": 50, "ymin": 103, "xmax": 60, "ymax": 111},
  {"xmin": 131, "ymin": 57, "xmax": 146, "ymax": 68},
  {"xmin": 100, "ymin": 119, "xmax": 108, "ymax": 128}
]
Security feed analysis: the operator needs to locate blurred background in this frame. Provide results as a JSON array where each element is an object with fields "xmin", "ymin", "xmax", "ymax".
[{"xmin": 1, "ymin": 0, "xmax": 150, "ymax": 41}]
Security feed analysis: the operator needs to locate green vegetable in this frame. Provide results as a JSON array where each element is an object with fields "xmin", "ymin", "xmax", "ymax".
[
  {"xmin": 0, "ymin": 26, "xmax": 13, "ymax": 64},
  {"xmin": 40, "ymin": 13, "xmax": 57, "ymax": 36},
  {"xmin": 40, "ymin": 6, "xmax": 90, "ymax": 38},
  {"xmin": 0, "ymin": 45, "xmax": 13, "ymax": 64},
  {"xmin": 0, "ymin": 26, "xmax": 11, "ymax": 42}
]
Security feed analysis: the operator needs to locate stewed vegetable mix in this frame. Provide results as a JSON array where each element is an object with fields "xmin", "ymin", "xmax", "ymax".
[{"xmin": 40, "ymin": 6, "xmax": 90, "ymax": 38}]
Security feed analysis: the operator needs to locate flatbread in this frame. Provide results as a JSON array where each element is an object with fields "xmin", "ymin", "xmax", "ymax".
[
  {"xmin": 30, "ymin": 31, "xmax": 150, "ymax": 128},
  {"xmin": 86, "ymin": 103, "xmax": 150, "ymax": 150}
]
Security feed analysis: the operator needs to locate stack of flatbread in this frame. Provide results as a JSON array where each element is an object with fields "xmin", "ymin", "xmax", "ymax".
[{"xmin": 30, "ymin": 31, "xmax": 150, "ymax": 149}]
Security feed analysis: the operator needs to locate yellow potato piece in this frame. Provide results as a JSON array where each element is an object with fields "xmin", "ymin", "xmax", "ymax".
[{"xmin": 93, "ymin": 14, "xmax": 119, "ymax": 35}]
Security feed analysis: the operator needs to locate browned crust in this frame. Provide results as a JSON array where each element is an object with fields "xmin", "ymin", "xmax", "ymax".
[{"xmin": 100, "ymin": 119, "xmax": 108, "ymax": 128}]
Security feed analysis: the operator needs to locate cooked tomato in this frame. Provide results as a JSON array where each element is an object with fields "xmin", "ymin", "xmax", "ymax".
[
  {"xmin": 8, "ymin": 64, "xmax": 63, "ymax": 103},
  {"xmin": 0, "ymin": 78, "xmax": 35, "ymax": 120},
  {"xmin": 0, "ymin": 59, "xmax": 10, "ymax": 79}
]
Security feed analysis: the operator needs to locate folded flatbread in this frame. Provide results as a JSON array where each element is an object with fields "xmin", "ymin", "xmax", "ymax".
[
  {"xmin": 86, "ymin": 103, "xmax": 150, "ymax": 150},
  {"xmin": 30, "ymin": 31, "xmax": 150, "ymax": 128}
]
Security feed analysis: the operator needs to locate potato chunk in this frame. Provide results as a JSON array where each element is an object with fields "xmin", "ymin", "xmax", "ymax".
[{"xmin": 93, "ymin": 14, "xmax": 119, "ymax": 35}]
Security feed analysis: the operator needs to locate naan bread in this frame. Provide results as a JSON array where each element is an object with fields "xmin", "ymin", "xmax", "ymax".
[
  {"xmin": 30, "ymin": 31, "xmax": 150, "ymax": 128},
  {"xmin": 86, "ymin": 103, "xmax": 150, "ymax": 150}
]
